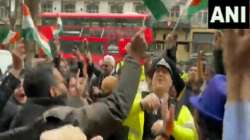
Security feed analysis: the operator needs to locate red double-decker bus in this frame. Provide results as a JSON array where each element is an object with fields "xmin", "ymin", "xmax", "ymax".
[{"xmin": 39, "ymin": 12, "xmax": 154, "ymax": 64}]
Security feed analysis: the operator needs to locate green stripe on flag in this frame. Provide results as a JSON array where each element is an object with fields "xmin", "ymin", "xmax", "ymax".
[
  {"xmin": 22, "ymin": 28, "xmax": 52, "ymax": 57},
  {"xmin": 0, "ymin": 26, "xmax": 10, "ymax": 43},
  {"xmin": 143, "ymin": 0, "xmax": 169, "ymax": 21},
  {"xmin": 187, "ymin": 0, "xmax": 208, "ymax": 19}
]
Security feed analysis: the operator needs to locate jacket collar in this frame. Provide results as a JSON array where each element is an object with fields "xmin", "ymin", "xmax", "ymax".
[{"xmin": 27, "ymin": 95, "xmax": 67, "ymax": 107}]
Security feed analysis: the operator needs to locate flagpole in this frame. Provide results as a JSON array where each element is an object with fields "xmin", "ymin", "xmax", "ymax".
[
  {"xmin": 100, "ymin": 28, "xmax": 104, "ymax": 38},
  {"xmin": 162, "ymin": 0, "xmax": 193, "ymax": 58},
  {"xmin": 170, "ymin": 0, "xmax": 193, "ymax": 34},
  {"xmin": 143, "ymin": 15, "xmax": 146, "ymax": 28}
]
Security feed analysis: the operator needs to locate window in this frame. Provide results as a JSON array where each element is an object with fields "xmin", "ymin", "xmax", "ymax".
[
  {"xmin": 202, "ymin": 10, "xmax": 208, "ymax": 25},
  {"xmin": 192, "ymin": 32, "xmax": 214, "ymax": 54},
  {"xmin": 108, "ymin": 44, "xmax": 119, "ymax": 54},
  {"xmin": 110, "ymin": 4, "xmax": 123, "ymax": 13},
  {"xmin": 0, "ymin": 6, "xmax": 8, "ymax": 19},
  {"xmin": 191, "ymin": 9, "xmax": 208, "ymax": 26},
  {"xmin": 63, "ymin": 3, "xmax": 75, "ymax": 12},
  {"xmin": 42, "ymin": 18, "xmax": 56, "ymax": 25},
  {"xmin": 63, "ymin": 18, "xmax": 80, "ymax": 25},
  {"xmin": 0, "ymin": 7, "xmax": 6, "ymax": 19},
  {"xmin": 170, "ymin": 6, "xmax": 180, "ymax": 18},
  {"xmin": 60, "ymin": 41, "xmax": 103, "ymax": 55},
  {"xmin": 135, "ymin": 4, "xmax": 146, "ymax": 13},
  {"xmin": 41, "ymin": 2, "xmax": 53, "ymax": 12},
  {"xmin": 88, "ymin": 42, "xmax": 104, "ymax": 54},
  {"xmin": 86, "ymin": 3, "xmax": 99, "ymax": 13}
]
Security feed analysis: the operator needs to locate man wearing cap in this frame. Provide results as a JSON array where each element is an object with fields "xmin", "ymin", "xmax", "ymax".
[
  {"xmin": 145, "ymin": 57, "xmax": 198, "ymax": 140},
  {"xmin": 110, "ymin": 56, "xmax": 197, "ymax": 140}
]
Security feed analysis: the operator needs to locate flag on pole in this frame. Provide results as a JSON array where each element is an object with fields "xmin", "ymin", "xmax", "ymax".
[
  {"xmin": 52, "ymin": 16, "xmax": 63, "ymax": 38},
  {"xmin": 0, "ymin": 27, "xmax": 20, "ymax": 45},
  {"xmin": 187, "ymin": 0, "xmax": 208, "ymax": 19},
  {"xmin": 142, "ymin": 0, "xmax": 170, "ymax": 21},
  {"xmin": 21, "ymin": 2, "xmax": 52, "ymax": 57}
]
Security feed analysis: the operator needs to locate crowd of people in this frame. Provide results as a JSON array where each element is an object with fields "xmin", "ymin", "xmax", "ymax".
[{"xmin": 0, "ymin": 29, "xmax": 248, "ymax": 140}]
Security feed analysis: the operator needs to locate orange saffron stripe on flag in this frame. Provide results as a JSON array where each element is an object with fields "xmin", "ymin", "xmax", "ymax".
[
  {"xmin": 22, "ymin": 3, "xmax": 30, "ymax": 16},
  {"xmin": 191, "ymin": 0, "xmax": 201, "ymax": 6},
  {"xmin": 10, "ymin": 32, "xmax": 20, "ymax": 44}
]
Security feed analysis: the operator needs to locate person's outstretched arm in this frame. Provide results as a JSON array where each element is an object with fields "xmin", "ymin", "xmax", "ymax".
[
  {"xmin": 223, "ymin": 29, "xmax": 250, "ymax": 140},
  {"xmin": 43, "ymin": 31, "xmax": 148, "ymax": 139},
  {"xmin": 213, "ymin": 31, "xmax": 225, "ymax": 75},
  {"xmin": 0, "ymin": 45, "xmax": 25, "ymax": 112}
]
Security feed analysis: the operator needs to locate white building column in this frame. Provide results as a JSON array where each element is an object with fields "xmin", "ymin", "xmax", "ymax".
[
  {"xmin": 52, "ymin": 0, "xmax": 62, "ymax": 12},
  {"xmin": 75, "ymin": 1, "xmax": 85, "ymax": 12},
  {"xmin": 99, "ymin": 1, "xmax": 109, "ymax": 13},
  {"xmin": 123, "ymin": 2, "xmax": 135, "ymax": 13}
]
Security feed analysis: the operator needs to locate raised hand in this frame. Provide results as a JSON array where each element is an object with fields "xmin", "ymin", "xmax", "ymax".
[
  {"xmin": 73, "ymin": 47, "xmax": 82, "ymax": 61},
  {"xmin": 127, "ymin": 29, "xmax": 148, "ymax": 61},
  {"xmin": 10, "ymin": 41, "xmax": 26, "ymax": 78},
  {"xmin": 223, "ymin": 29, "xmax": 250, "ymax": 102},
  {"xmin": 76, "ymin": 70, "xmax": 88, "ymax": 96},
  {"xmin": 151, "ymin": 120, "xmax": 163, "ymax": 136},
  {"xmin": 213, "ymin": 31, "xmax": 224, "ymax": 49},
  {"xmin": 86, "ymin": 51, "xmax": 93, "ymax": 64},
  {"xmin": 140, "ymin": 93, "xmax": 161, "ymax": 113},
  {"xmin": 223, "ymin": 29, "xmax": 250, "ymax": 73}
]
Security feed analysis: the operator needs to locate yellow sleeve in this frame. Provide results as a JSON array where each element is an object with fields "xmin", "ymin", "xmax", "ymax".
[
  {"xmin": 172, "ymin": 122, "xmax": 197, "ymax": 140},
  {"xmin": 123, "ymin": 92, "xmax": 145, "ymax": 140},
  {"xmin": 172, "ymin": 106, "xmax": 198, "ymax": 140}
]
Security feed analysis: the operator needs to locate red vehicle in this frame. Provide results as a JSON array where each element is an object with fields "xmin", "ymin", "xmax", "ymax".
[{"xmin": 39, "ymin": 12, "xmax": 154, "ymax": 64}]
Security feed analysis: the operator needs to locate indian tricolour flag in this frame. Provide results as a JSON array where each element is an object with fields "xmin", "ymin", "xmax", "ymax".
[
  {"xmin": 143, "ymin": 0, "xmax": 171, "ymax": 21},
  {"xmin": 187, "ymin": 0, "xmax": 208, "ymax": 19},
  {"xmin": 0, "ymin": 27, "xmax": 20, "ymax": 45},
  {"xmin": 52, "ymin": 16, "xmax": 63, "ymax": 39},
  {"xmin": 21, "ymin": 2, "xmax": 52, "ymax": 57}
]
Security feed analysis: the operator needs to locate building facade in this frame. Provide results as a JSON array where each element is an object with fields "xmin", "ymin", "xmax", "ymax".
[
  {"xmin": 40, "ymin": 0, "xmax": 147, "ymax": 14},
  {"xmin": 0, "ymin": 0, "xmax": 213, "ymax": 62}
]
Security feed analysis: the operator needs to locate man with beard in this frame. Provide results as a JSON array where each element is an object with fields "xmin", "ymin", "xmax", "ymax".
[
  {"xmin": 10, "ymin": 63, "xmax": 68, "ymax": 128},
  {"xmin": 0, "ymin": 30, "xmax": 147, "ymax": 140}
]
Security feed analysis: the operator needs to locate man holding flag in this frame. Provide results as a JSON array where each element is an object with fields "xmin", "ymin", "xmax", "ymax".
[{"xmin": 21, "ymin": 1, "xmax": 52, "ymax": 58}]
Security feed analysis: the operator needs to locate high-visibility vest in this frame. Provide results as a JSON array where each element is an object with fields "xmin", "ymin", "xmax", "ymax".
[
  {"xmin": 181, "ymin": 71, "xmax": 189, "ymax": 83},
  {"xmin": 122, "ymin": 91, "xmax": 145, "ymax": 140},
  {"xmin": 121, "ymin": 64, "xmax": 147, "ymax": 140},
  {"xmin": 172, "ymin": 105, "xmax": 198, "ymax": 140},
  {"xmin": 116, "ymin": 61, "xmax": 145, "ymax": 81}
]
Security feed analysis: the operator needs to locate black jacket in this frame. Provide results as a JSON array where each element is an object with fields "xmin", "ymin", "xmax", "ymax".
[
  {"xmin": 0, "ymin": 55, "xmax": 141, "ymax": 140},
  {"xmin": 10, "ymin": 95, "xmax": 66, "ymax": 128},
  {"xmin": 0, "ymin": 96, "xmax": 22, "ymax": 132},
  {"xmin": 0, "ymin": 116, "xmax": 68, "ymax": 140},
  {"xmin": 0, "ymin": 74, "xmax": 20, "ymax": 113},
  {"xmin": 213, "ymin": 49, "xmax": 225, "ymax": 75}
]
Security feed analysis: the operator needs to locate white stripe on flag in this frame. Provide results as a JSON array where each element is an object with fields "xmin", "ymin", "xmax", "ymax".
[
  {"xmin": 22, "ymin": 16, "xmax": 35, "ymax": 29},
  {"xmin": 2, "ymin": 31, "xmax": 16, "ymax": 45}
]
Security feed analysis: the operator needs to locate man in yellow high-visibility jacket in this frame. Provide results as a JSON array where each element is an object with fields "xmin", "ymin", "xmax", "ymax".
[
  {"xmin": 148, "ymin": 57, "xmax": 198, "ymax": 140},
  {"xmin": 112, "ymin": 57, "xmax": 197, "ymax": 140}
]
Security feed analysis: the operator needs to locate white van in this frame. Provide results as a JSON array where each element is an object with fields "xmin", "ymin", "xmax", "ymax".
[{"xmin": 0, "ymin": 50, "xmax": 12, "ymax": 74}]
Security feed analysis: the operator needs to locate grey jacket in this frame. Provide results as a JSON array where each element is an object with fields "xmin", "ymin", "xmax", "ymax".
[{"xmin": 0, "ymin": 55, "xmax": 141, "ymax": 140}]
